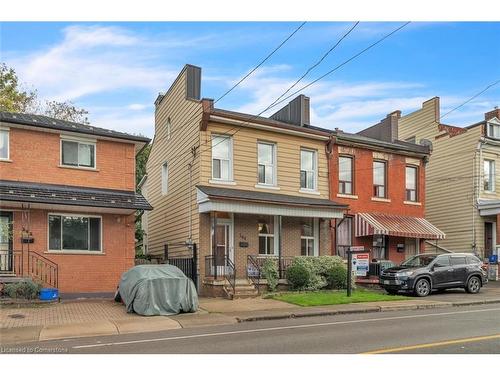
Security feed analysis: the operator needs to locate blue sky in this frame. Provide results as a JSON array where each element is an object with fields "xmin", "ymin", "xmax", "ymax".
[{"xmin": 1, "ymin": 22, "xmax": 499, "ymax": 137}]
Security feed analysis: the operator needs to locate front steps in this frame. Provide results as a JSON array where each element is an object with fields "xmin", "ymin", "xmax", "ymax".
[
  {"xmin": 0, "ymin": 273, "xmax": 32, "ymax": 286},
  {"xmin": 223, "ymin": 278, "xmax": 259, "ymax": 299}
]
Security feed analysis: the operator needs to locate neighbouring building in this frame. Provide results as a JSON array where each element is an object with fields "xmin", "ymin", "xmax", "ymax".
[
  {"xmin": 331, "ymin": 112, "xmax": 446, "ymax": 265},
  {"xmin": 0, "ymin": 112, "xmax": 152, "ymax": 295},
  {"xmin": 145, "ymin": 65, "xmax": 347, "ymax": 297},
  {"xmin": 394, "ymin": 97, "xmax": 500, "ymax": 261}
]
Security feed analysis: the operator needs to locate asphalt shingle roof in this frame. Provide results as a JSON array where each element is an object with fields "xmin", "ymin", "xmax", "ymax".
[
  {"xmin": 197, "ymin": 185, "xmax": 347, "ymax": 209},
  {"xmin": 0, "ymin": 180, "xmax": 152, "ymax": 211},
  {"xmin": 0, "ymin": 112, "xmax": 150, "ymax": 143}
]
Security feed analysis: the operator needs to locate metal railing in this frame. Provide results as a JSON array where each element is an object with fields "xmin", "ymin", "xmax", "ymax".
[
  {"xmin": 246, "ymin": 255, "xmax": 261, "ymax": 292},
  {"xmin": 424, "ymin": 240, "xmax": 453, "ymax": 254},
  {"xmin": 28, "ymin": 251, "xmax": 58, "ymax": 288},
  {"xmin": 247, "ymin": 255, "xmax": 295, "ymax": 280},
  {"xmin": 205, "ymin": 255, "xmax": 236, "ymax": 296},
  {"xmin": 0, "ymin": 250, "xmax": 23, "ymax": 275}
]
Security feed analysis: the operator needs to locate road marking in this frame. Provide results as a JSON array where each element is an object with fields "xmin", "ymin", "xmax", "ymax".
[
  {"xmin": 363, "ymin": 333, "xmax": 500, "ymax": 354},
  {"xmin": 72, "ymin": 306, "xmax": 500, "ymax": 349}
]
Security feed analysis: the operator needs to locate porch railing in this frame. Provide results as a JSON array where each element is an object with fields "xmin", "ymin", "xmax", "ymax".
[
  {"xmin": 205, "ymin": 255, "xmax": 236, "ymax": 296},
  {"xmin": 0, "ymin": 250, "xmax": 23, "ymax": 275},
  {"xmin": 246, "ymin": 255, "xmax": 295, "ymax": 282},
  {"xmin": 28, "ymin": 251, "xmax": 58, "ymax": 289}
]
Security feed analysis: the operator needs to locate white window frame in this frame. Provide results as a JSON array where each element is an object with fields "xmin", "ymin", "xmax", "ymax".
[
  {"xmin": 338, "ymin": 155, "xmax": 354, "ymax": 195},
  {"xmin": 258, "ymin": 215, "xmax": 279, "ymax": 256},
  {"xmin": 484, "ymin": 159, "xmax": 495, "ymax": 192},
  {"xmin": 166, "ymin": 118, "xmax": 172, "ymax": 141},
  {"xmin": 211, "ymin": 134, "xmax": 233, "ymax": 182},
  {"xmin": 0, "ymin": 127, "xmax": 10, "ymax": 161},
  {"xmin": 300, "ymin": 148, "xmax": 318, "ymax": 192},
  {"xmin": 405, "ymin": 165, "xmax": 418, "ymax": 202},
  {"xmin": 47, "ymin": 212, "xmax": 103, "ymax": 253},
  {"xmin": 60, "ymin": 136, "xmax": 97, "ymax": 170},
  {"xmin": 487, "ymin": 120, "xmax": 500, "ymax": 139},
  {"xmin": 257, "ymin": 141, "xmax": 277, "ymax": 186},
  {"xmin": 301, "ymin": 217, "xmax": 319, "ymax": 256},
  {"xmin": 161, "ymin": 161, "xmax": 169, "ymax": 195}
]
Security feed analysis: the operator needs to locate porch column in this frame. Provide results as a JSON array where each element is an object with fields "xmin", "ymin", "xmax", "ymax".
[{"xmin": 278, "ymin": 215, "xmax": 282, "ymax": 278}]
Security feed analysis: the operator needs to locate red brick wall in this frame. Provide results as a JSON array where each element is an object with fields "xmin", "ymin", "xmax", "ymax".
[
  {"xmin": 1, "ymin": 127, "xmax": 136, "ymax": 191},
  {"xmin": 11, "ymin": 208, "xmax": 135, "ymax": 293}
]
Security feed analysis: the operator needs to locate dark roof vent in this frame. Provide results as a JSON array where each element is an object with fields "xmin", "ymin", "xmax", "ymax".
[{"xmin": 186, "ymin": 65, "xmax": 201, "ymax": 101}]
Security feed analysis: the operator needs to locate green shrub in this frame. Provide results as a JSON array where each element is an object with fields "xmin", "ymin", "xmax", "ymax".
[
  {"xmin": 261, "ymin": 258, "xmax": 279, "ymax": 292},
  {"xmin": 4, "ymin": 280, "xmax": 42, "ymax": 300},
  {"xmin": 286, "ymin": 256, "xmax": 345, "ymax": 291},
  {"xmin": 325, "ymin": 264, "xmax": 348, "ymax": 290},
  {"xmin": 286, "ymin": 262, "xmax": 311, "ymax": 290}
]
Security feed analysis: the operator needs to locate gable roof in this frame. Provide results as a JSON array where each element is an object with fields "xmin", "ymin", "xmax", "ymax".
[{"xmin": 0, "ymin": 111, "xmax": 150, "ymax": 144}]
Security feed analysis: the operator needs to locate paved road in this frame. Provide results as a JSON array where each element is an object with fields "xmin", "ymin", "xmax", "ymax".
[{"xmin": 3, "ymin": 302, "xmax": 500, "ymax": 354}]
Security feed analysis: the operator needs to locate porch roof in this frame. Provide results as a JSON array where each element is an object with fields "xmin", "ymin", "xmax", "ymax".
[
  {"xmin": 355, "ymin": 212, "xmax": 446, "ymax": 240},
  {"xmin": 477, "ymin": 199, "xmax": 500, "ymax": 216},
  {"xmin": 0, "ymin": 180, "xmax": 152, "ymax": 212},
  {"xmin": 196, "ymin": 185, "xmax": 346, "ymax": 219}
]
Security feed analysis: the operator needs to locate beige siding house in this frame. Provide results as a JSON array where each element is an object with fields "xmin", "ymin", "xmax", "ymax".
[
  {"xmin": 145, "ymin": 65, "xmax": 347, "ymax": 297},
  {"xmin": 397, "ymin": 97, "xmax": 500, "ymax": 260}
]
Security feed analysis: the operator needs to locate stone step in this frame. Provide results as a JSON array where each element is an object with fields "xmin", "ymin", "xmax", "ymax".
[{"xmin": 0, "ymin": 276, "xmax": 32, "ymax": 284}]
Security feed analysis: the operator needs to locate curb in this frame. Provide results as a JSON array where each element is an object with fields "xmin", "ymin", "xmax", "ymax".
[{"xmin": 236, "ymin": 299, "xmax": 500, "ymax": 322}]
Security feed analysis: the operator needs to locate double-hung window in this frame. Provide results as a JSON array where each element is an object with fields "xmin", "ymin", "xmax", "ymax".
[
  {"xmin": 0, "ymin": 128, "xmax": 9, "ymax": 160},
  {"xmin": 257, "ymin": 142, "xmax": 276, "ymax": 185},
  {"xmin": 49, "ymin": 214, "xmax": 101, "ymax": 252},
  {"xmin": 161, "ymin": 162, "xmax": 169, "ymax": 195},
  {"xmin": 339, "ymin": 156, "xmax": 353, "ymax": 194},
  {"xmin": 300, "ymin": 149, "xmax": 317, "ymax": 190},
  {"xmin": 258, "ymin": 216, "xmax": 276, "ymax": 255},
  {"xmin": 484, "ymin": 159, "xmax": 495, "ymax": 192},
  {"xmin": 212, "ymin": 135, "xmax": 232, "ymax": 181},
  {"xmin": 373, "ymin": 160, "xmax": 387, "ymax": 198},
  {"xmin": 405, "ymin": 166, "xmax": 418, "ymax": 201},
  {"xmin": 301, "ymin": 218, "xmax": 317, "ymax": 256},
  {"xmin": 61, "ymin": 139, "xmax": 96, "ymax": 168},
  {"xmin": 487, "ymin": 122, "xmax": 500, "ymax": 139}
]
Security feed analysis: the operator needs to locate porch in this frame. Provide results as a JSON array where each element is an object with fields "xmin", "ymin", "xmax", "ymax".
[{"xmin": 196, "ymin": 185, "xmax": 347, "ymax": 297}]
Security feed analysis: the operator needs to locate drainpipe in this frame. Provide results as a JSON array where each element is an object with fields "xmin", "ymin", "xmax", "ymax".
[{"xmin": 473, "ymin": 140, "xmax": 483, "ymax": 254}]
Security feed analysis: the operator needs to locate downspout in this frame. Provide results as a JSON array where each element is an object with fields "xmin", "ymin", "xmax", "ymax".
[{"xmin": 473, "ymin": 140, "xmax": 483, "ymax": 254}]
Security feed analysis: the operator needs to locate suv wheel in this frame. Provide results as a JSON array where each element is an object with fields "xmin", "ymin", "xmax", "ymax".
[
  {"xmin": 414, "ymin": 278, "xmax": 431, "ymax": 297},
  {"xmin": 466, "ymin": 276, "xmax": 481, "ymax": 294}
]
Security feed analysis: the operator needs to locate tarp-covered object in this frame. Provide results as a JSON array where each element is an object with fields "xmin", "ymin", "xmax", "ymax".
[{"xmin": 118, "ymin": 264, "xmax": 198, "ymax": 316}]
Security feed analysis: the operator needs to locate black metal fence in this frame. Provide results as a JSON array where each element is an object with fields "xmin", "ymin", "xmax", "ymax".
[
  {"xmin": 204, "ymin": 254, "xmax": 236, "ymax": 296},
  {"xmin": 164, "ymin": 243, "xmax": 198, "ymax": 290}
]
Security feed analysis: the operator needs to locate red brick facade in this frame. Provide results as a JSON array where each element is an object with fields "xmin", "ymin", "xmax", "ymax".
[
  {"xmin": 329, "ymin": 144, "xmax": 427, "ymax": 262},
  {"xmin": 1, "ymin": 126, "xmax": 139, "ymax": 294}
]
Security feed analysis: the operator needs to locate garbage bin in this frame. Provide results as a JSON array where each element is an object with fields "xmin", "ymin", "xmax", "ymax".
[{"xmin": 488, "ymin": 264, "xmax": 499, "ymax": 281}]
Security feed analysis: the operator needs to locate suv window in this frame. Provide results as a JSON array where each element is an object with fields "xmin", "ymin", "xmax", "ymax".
[
  {"xmin": 466, "ymin": 255, "xmax": 481, "ymax": 265},
  {"xmin": 434, "ymin": 256, "xmax": 450, "ymax": 267},
  {"xmin": 450, "ymin": 256, "xmax": 466, "ymax": 266}
]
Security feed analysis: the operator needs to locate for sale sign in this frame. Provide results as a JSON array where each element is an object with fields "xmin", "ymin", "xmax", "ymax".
[{"xmin": 352, "ymin": 252, "xmax": 369, "ymax": 277}]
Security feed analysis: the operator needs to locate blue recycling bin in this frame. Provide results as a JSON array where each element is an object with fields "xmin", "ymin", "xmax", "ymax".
[
  {"xmin": 39, "ymin": 288, "xmax": 59, "ymax": 301},
  {"xmin": 489, "ymin": 255, "xmax": 498, "ymax": 264}
]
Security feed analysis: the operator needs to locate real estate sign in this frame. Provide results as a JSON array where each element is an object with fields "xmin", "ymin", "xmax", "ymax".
[{"xmin": 351, "ymin": 249, "xmax": 369, "ymax": 277}]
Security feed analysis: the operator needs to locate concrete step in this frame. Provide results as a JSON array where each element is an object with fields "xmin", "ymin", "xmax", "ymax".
[{"xmin": 0, "ymin": 276, "xmax": 31, "ymax": 284}]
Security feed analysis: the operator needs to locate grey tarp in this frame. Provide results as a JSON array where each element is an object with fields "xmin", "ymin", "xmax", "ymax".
[{"xmin": 118, "ymin": 264, "xmax": 198, "ymax": 316}]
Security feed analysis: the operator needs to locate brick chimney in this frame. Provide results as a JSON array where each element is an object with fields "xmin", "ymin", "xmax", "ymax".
[{"xmin": 485, "ymin": 107, "xmax": 500, "ymax": 121}]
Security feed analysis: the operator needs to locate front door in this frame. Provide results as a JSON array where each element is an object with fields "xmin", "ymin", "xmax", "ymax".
[
  {"xmin": 0, "ymin": 212, "xmax": 13, "ymax": 273},
  {"xmin": 213, "ymin": 219, "xmax": 233, "ymax": 275},
  {"xmin": 485, "ymin": 222, "xmax": 494, "ymax": 259}
]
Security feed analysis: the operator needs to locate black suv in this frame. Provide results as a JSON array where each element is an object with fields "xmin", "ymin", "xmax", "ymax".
[{"xmin": 379, "ymin": 253, "xmax": 488, "ymax": 297}]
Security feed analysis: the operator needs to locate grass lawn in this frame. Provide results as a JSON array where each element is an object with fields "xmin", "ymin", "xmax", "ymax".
[{"xmin": 272, "ymin": 289, "xmax": 410, "ymax": 307}]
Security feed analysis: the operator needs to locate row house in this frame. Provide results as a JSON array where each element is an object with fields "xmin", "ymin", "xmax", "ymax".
[
  {"xmin": 0, "ymin": 112, "xmax": 152, "ymax": 295},
  {"xmin": 393, "ymin": 97, "xmax": 500, "ymax": 261},
  {"xmin": 144, "ymin": 64, "xmax": 445, "ymax": 296},
  {"xmin": 333, "ymin": 113, "xmax": 445, "ymax": 266}
]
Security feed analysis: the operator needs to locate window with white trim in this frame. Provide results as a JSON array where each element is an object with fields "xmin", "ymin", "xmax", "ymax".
[
  {"xmin": 61, "ymin": 140, "xmax": 95, "ymax": 168},
  {"xmin": 339, "ymin": 155, "xmax": 353, "ymax": 194},
  {"xmin": 373, "ymin": 160, "xmax": 387, "ymax": 198},
  {"xmin": 484, "ymin": 159, "xmax": 495, "ymax": 192},
  {"xmin": 300, "ymin": 218, "xmax": 317, "ymax": 256},
  {"xmin": 487, "ymin": 122, "xmax": 500, "ymax": 139},
  {"xmin": 300, "ymin": 149, "xmax": 317, "ymax": 190},
  {"xmin": 258, "ymin": 216, "xmax": 275, "ymax": 255},
  {"xmin": 257, "ymin": 142, "xmax": 276, "ymax": 185},
  {"xmin": 166, "ymin": 118, "xmax": 172, "ymax": 140},
  {"xmin": 212, "ymin": 135, "xmax": 232, "ymax": 180},
  {"xmin": 0, "ymin": 129, "xmax": 9, "ymax": 160},
  {"xmin": 161, "ymin": 162, "xmax": 169, "ymax": 195},
  {"xmin": 49, "ymin": 214, "xmax": 101, "ymax": 251},
  {"xmin": 405, "ymin": 166, "xmax": 418, "ymax": 201}
]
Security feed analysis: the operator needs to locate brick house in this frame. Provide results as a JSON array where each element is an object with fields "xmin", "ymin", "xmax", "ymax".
[
  {"xmin": 331, "ymin": 112, "xmax": 446, "ymax": 265},
  {"xmin": 145, "ymin": 65, "xmax": 347, "ymax": 298},
  {"xmin": 0, "ymin": 112, "xmax": 152, "ymax": 296}
]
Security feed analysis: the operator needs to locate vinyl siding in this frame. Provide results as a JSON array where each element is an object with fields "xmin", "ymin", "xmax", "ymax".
[
  {"xmin": 398, "ymin": 98, "xmax": 484, "ymax": 254},
  {"xmin": 199, "ymin": 122, "xmax": 330, "ymax": 199},
  {"xmin": 146, "ymin": 69, "xmax": 202, "ymax": 255}
]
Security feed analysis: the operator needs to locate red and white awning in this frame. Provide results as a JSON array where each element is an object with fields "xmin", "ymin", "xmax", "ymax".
[{"xmin": 355, "ymin": 213, "xmax": 446, "ymax": 240}]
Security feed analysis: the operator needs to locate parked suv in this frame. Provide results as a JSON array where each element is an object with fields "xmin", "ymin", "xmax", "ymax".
[{"xmin": 379, "ymin": 253, "xmax": 488, "ymax": 297}]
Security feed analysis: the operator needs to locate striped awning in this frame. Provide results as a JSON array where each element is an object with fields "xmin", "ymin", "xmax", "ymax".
[{"xmin": 355, "ymin": 213, "xmax": 446, "ymax": 240}]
